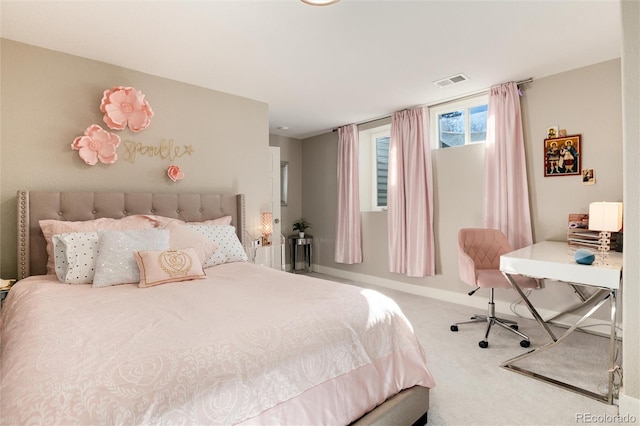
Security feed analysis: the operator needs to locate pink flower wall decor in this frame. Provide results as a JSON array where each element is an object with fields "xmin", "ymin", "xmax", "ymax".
[
  {"xmin": 100, "ymin": 86, "xmax": 154, "ymax": 132},
  {"xmin": 71, "ymin": 124, "xmax": 121, "ymax": 165},
  {"xmin": 167, "ymin": 165, "xmax": 184, "ymax": 182}
]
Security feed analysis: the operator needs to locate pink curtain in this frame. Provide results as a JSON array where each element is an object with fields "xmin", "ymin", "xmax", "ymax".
[
  {"xmin": 335, "ymin": 124, "xmax": 362, "ymax": 264},
  {"xmin": 387, "ymin": 107, "xmax": 435, "ymax": 277},
  {"xmin": 483, "ymin": 82, "xmax": 533, "ymax": 249}
]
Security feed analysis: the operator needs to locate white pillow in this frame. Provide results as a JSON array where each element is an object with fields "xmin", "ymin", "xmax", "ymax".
[
  {"xmin": 92, "ymin": 229, "xmax": 170, "ymax": 288},
  {"xmin": 52, "ymin": 231, "xmax": 99, "ymax": 284},
  {"xmin": 187, "ymin": 225, "xmax": 248, "ymax": 267}
]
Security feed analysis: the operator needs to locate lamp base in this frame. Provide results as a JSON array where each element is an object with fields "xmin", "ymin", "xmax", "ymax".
[{"xmin": 596, "ymin": 231, "xmax": 611, "ymax": 265}]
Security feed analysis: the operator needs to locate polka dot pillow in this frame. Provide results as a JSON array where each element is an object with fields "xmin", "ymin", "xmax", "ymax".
[
  {"xmin": 52, "ymin": 231, "xmax": 99, "ymax": 284},
  {"xmin": 187, "ymin": 225, "xmax": 248, "ymax": 267}
]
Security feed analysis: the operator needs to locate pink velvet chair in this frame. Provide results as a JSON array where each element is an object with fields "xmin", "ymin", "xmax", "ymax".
[{"xmin": 452, "ymin": 228, "xmax": 540, "ymax": 348}]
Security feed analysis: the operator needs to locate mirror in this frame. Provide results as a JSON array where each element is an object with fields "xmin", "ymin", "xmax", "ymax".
[{"xmin": 280, "ymin": 161, "xmax": 289, "ymax": 206}]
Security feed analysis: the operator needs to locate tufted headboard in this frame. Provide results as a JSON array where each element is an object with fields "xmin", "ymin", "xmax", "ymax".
[{"xmin": 16, "ymin": 190, "xmax": 246, "ymax": 280}]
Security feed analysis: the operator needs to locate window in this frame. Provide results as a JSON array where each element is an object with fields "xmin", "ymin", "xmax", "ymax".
[
  {"xmin": 430, "ymin": 94, "xmax": 488, "ymax": 149},
  {"xmin": 359, "ymin": 124, "xmax": 390, "ymax": 211}
]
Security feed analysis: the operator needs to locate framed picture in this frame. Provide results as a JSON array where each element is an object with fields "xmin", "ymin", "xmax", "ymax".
[
  {"xmin": 544, "ymin": 134, "xmax": 581, "ymax": 177},
  {"xmin": 546, "ymin": 126, "xmax": 559, "ymax": 139},
  {"xmin": 582, "ymin": 168, "xmax": 595, "ymax": 185}
]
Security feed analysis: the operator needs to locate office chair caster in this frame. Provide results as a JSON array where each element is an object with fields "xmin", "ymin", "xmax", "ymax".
[
  {"xmin": 520, "ymin": 340, "xmax": 530, "ymax": 348},
  {"xmin": 479, "ymin": 340, "xmax": 489, "ymax": 349},
  {"xmin": 510, "ymin": 324, "xmax": 519, "ymax": 331},
  {"xmin": 450, "ymin": 325, "xmax": 459, "ymax": 332}
]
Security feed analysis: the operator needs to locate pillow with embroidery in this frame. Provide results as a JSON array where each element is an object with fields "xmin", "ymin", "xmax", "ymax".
[{"xmin": 134, "ymin": 247, "xmax": 206, "ymax": 288}]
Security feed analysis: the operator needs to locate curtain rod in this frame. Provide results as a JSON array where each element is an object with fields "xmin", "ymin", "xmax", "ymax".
[{"xmin": 332, "ymin": 77, "xmax": 533, "ymax": 132}]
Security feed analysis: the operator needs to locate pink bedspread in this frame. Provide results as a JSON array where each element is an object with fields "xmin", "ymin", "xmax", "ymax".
[{"xmin": 1, "ymin": 262, "xmax": 435, "ymax": 425}]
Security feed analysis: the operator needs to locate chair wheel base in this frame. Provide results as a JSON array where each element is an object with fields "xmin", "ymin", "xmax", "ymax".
[
  {"xmin": 520, "ymin": 340, "xmax": 531, "ymax": 348},
  {"xmin": 450, "ymin": 325, "xmax": 459, "ymax": 332},
  {"xmin": 479, "ymin": 340, "xmax": 489, "ymax": 348}
]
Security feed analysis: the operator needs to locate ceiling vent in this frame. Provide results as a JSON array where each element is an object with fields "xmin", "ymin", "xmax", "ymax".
[{"xmin": 433, "ymin": 73, "xmax": 469, "ymax": 88}]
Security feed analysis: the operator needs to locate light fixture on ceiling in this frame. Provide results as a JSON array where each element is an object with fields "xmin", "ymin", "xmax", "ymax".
[{"xmin": 300, "ymin": 0, "xmax": 340, "ymax": 5}]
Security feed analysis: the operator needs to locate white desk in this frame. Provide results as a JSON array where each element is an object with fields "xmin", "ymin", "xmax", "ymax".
[{"xmin": 500, "ymin": 241, "xmax": 622, "ymax": 404}]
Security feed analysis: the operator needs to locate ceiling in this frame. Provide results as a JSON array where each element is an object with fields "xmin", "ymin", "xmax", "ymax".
[{"xmin": 1, "ymin": 0, "xmax": 622, "ymax": 139}]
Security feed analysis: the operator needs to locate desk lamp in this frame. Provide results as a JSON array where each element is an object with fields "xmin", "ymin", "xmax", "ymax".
[
  {"xmin": 261, "ymin": 212, "xmax": 273, "ymax": 246},
  {"xmin": 588, "ymin": 201, "xmax": 623, "ymax": 262}
]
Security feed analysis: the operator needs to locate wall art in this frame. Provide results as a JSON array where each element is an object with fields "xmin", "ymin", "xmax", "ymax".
[
  {"xmin": 100, "ymin": 86, "xmax": 154, "ymax": 132},
  {"xmin": 544, "ymin": 134, "xmax": 581, "ymax": 177},
  {"xmin": 71, "ymin": 124, "xmax": 121, "ymax": 165}
]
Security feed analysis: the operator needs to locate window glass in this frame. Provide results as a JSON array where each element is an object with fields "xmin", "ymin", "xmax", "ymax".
[
  {"xmin": 470, "ymin": 104, "xmax": 488, "ymax": 142},
  {"xmin": 430, "ymin": 94, "xmax": 489, "ymax": 149},
  {"xmin": 438, "ymin": 110, "xmax": 464, "ymax": 148},
  {"xmin": 375, "ymin": 135, "xmax": 389, "ymax": 207}
]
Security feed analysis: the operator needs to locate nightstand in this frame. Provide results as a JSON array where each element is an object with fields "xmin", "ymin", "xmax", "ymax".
[
  {"xmin": 288, "ymin": 236, "xmax": 313, "ymax": 273},
  {"xmin": 252, "ymin": 243, "xmax": 285, "ymax": 270},
  {"xmin": 0, "ymin": 279, "xmax": 16, "ymax": 311}
]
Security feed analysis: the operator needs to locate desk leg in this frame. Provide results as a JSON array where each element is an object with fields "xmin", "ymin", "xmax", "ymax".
[
  {"xmin": 501, "ymin": 290, "xmax": 615, "ymax": 404},
  {"xmin": 607, "ymin": 290, "xmax": 618, "ymax": 405},
  {"xmin": 290, "ymin": 242, "xmax": 296, "ymax": 273},
  {"xmin": 503, "ymin": 272, "xmax": 557, "ymax": 341}
]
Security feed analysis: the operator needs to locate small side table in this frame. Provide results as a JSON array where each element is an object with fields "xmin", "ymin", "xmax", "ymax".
[
  {"xmin": 0, "ymin": 288, "xmax": 11, "ymax": 313},
  {"xmin": 288, "ymin": 236, "xmax": 313, "ymax": 273}
]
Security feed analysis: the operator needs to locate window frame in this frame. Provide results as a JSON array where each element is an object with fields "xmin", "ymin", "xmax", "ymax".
[
  {"xmin": 359, "ymin": 123, "xmax": 391, "ymax": 212},
  {"xmin": 429, "ymin": 93, "xmax": 489, "ymax": 149},
  {"xmin": 370, "ymin": 126, "xmax": 390, "ymax": 211}
]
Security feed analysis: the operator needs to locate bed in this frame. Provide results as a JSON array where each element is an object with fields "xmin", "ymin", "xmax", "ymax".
[{"xmin": 1, "ymin": 190, "xmax": 435, "ymax": 425}]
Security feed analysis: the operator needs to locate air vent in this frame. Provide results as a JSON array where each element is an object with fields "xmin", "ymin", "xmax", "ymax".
[{"xmin": 433, "ymin": 73, "xmax": 469, "ymax": 88}]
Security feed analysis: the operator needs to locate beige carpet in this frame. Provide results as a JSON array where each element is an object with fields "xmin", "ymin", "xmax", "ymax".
[{"xmin": 310, "ymin": 272, "xmax": 622, "ymax": 426}]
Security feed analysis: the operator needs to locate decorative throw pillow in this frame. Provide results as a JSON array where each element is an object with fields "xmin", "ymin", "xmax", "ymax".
[
  {"xmin": 52, "ymin": 231, "xmax": 99, "ymax": 284},
  {"xmin": 40, "ymin": 215, "xmax": 157, "ymax": 274},
  {"xmin": 134, "ymin": 247, "xmax": 206, "ymax": 288},
  {"xmin": 164, "ymin": 221, "xmax": 218, "ymax": 264},
  {"xmin": 92, "ymin": 228, "xmax": 170, "ymax": 288},
  {"xmin": 187, "ymin": 225, "xmax": 248, "ymax": 267}
]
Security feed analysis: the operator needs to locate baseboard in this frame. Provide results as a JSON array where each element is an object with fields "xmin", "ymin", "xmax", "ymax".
[
  {"xmin": 619, "ymin": 394, "xmax": 640, "ymax": 421},
  {"xmin": 315, "ymin": 265, "xmax": 622, "ymax": 337}
]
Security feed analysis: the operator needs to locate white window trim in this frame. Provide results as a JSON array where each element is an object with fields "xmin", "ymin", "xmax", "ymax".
[{"xmin": 429, "ymin": 93, "xmax": 489, "ymax": 149}]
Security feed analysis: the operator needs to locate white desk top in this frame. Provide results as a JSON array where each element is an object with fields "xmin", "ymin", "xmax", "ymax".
[{"xmin": 500, "ymin": 241, "xmax": 622, "ymax": 290}]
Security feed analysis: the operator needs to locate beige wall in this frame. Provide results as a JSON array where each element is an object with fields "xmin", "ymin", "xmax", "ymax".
[
  {"xmin": 302, "ymin": 59, "xmax": 623, "ymax": 317},
  {"xmin": 0, "ymin": 39, "xmax": 270, "ymax": 278}
]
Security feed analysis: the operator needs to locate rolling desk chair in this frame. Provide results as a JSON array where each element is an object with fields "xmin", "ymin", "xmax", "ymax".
[{"xmin": 451, "ymin": 228, "xmax": 540, "ymax": 348}]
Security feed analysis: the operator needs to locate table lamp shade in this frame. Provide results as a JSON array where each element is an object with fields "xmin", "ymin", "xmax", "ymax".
[{"xmin": 588, "ymin": 202, "xmax": 623, "ymax": 232}]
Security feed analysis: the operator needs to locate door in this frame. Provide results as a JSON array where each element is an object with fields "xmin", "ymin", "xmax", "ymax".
[{"xmin": 268, "ymin": 146, "xmax": 283, "ymax": 270}]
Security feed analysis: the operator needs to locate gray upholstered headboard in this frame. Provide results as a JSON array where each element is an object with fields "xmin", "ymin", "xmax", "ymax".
[{"xmin": 16, "ymin": 190, "xmax": 246, "ymax": 280}]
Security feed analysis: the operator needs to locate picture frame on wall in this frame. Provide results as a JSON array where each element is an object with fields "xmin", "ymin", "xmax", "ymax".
[{"xmin": 544, "ymin": 134, "xmax": 581, "ymax": 177}]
